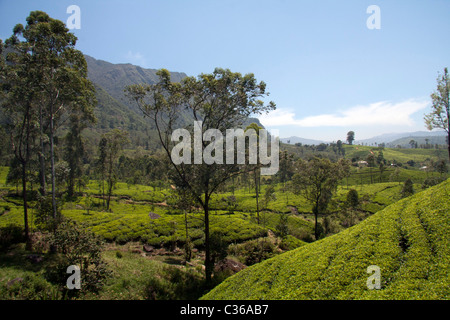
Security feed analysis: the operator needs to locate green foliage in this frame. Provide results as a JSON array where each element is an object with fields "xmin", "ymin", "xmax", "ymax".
[
  {"xmin": 275, "ymin": 212, "xmax": 289, "ymax": 239},
  {"xmin": 347, "ymin": 131, "xmax": 355, "ymax": 145},
  {"xmin": 202, "ymin": 179, "xmax": 450, "ymax": 300},
  {"xmin": 228, "ymin": 238, "xmax": 277, "ymax": 266},
  {"xmin": 97, "ymin": 129, "xmax": 130, "ymax": 211},
  {"xmin": 223, "ymin": 195, "xmax": 237, "ymax": 214},
  {"xmin": 346, "ymin": 189, "xmax": 359, "ymax": 209},
  {"xmin": 33, "ymin": 195, "xmax": 62, "ymax": 232},
  {"xmin": 209, "ymin": 231, "xmax": 229, "ymax": 264},
  {"xmin": 0, "ymin": 274, "xmax": 61, "ymax": 300},
  {"xmin": 0, "ymin": 224, "xmax": 24, "ymax": 252},
  {"xmin": 292, "ymin": 157, "xmax": 351, "ymax": 239},
  {"xmin": 344, "ymin": 144, "xmax": 445, "ymax": 165},
  {"xmin": 401, "ymin": 178, "xmax": 415, "ymax": 198},
  {"xmin": 322, "ymin": 215, "xmax": 340, "ymax": 235},
  {"xmin": 262, "ymin": 184, "xmax": 276, "ymax": 210},
  {"xmin": 422, "ymin": 176, "xmax": 446, "ymax": 189},
  {"xmin": 0, "ymin": 141, "xmax": 447, "ymax": 300},
  {"xmin": 263, "ymin": 211, "xmax": 314, "ymax": 242},
  {"xmin": 45, "ymin": 219, "xmax": 111, "ymax": 296},
  {"xmin": 278, "ymin": 235, "xmax": 307, "ymax": 251},
  {"xmin": 424, "ymin": 68, "xmax": 449, "ymax": 162},
  {"xmin": 125, "ymin": 68, "xmax": 276, "ymax": 282},
  {"xmin": 60, "ymin": 202, "xmax": 267, "ymax": 249},
  {"xmin": 144, "ymin": 265, "xmax": 211, "ymax": 300}
]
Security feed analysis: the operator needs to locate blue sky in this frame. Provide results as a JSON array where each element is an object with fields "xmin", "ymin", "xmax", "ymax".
[{"xmin": 1, "ymin": 0, "xmax": 449, "ymax": 141}]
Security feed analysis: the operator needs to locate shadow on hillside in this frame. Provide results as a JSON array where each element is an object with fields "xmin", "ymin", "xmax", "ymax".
[
  {"xmin": 0, "ymin": 244, "xmax": 48, "ymax": 274},
  {"xmin": 161, "ymin": 256, "xmax": 184, "ymax": 265}
]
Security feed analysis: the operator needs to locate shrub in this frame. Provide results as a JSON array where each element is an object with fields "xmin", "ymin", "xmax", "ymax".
[
  {"xmin": 278, "ymin": 235, "xmax": 306, "ymax": 251},
  {"xmin": 229, "ymin": 239, "xmax": 276, "ymax": 266},
  {"xmin": 45, "ymin": 219, "xmax": 111, "ymax": 298},
  {"xmin": 340, "ymin": 208, "xmax": 359, "ymax": 228},
  {"xmin": 210, "ymin": 232, "xmax": 228, "ymax": 264},
  {"xmin": 184, "ymin": 237, "xmax": 194, "ymax": 262},
  {"xmin": 275, "ymin": 213, "xmax": 289, "ymax": 239},
  {"xmin": 322, "ymin": 215, "xmax": 339, "ymax": 235},
  {"xmin": 0, "ymin": 274, "xmax": 61, "ymax": 300},
  {"xmin": 115, "ymin": 234, "xmax": 130, "ymax": 245},
  {"xmin": 0, "ymin": 224, "xmax": 24, "ymax": 251},
  {"xmin": 145, "ymin": 265, "xmax": 207, "ymax": 300},
  {"xmin": 401, "ymin": 178, "xmax": 414, "ymax": 198},
  {"xmin": 295, "ymin": 230, "xmax": 315, "ymax": 243},
  {"xmin": 346, "ymin": 189, "xmax": 359, "ymax": 209},
  {"xmin": 34, "ymin": 195, "xmax": 62, "ymax": 232},
  {"xmin": 421, "ymin": 177, "xmax": 445, "ymax": 189}
]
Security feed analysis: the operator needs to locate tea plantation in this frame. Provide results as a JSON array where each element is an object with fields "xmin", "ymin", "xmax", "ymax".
[{"xmin": 202, "ymin": 179, "xmax": 450, "ymax": 299}]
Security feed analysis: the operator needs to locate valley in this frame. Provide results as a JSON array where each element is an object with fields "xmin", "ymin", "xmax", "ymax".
[{"xmin": 0, "ymin": 5, "xmax": 449, "ymax": 304}]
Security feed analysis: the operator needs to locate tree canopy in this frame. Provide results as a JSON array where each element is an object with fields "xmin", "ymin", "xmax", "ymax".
[
  {"xmin": 125, "ymin": 68, "xmax": 276, "ymax": 282},
  {"xmin": 424, "ymin": 67, "xmax": 450, "ymax": 161}
]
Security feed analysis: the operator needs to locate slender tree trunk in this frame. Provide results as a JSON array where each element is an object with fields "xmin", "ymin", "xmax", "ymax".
[
  {"xmin": 232, "ymin": 176, "xmax": 235, "ymax": 195},
  {"xmin": 22, "ymin": 161, "xmax": 31, "ymax": 251},
  {"xmin": 67, "ymin": 169, "xmax": 74, "ymax": 198},
  {"xmin": 204, "ymin": 195, "xmax": 212, "ymax": 284},
  {"xmin": 106, "ymin": 153, "xmax": 113, "ymax": 211},
  {"xmin": 254, "ymin": 169, "xmax": 260, "ymax": 225},
  {"xmin": 39, "ymin": 104, "xmax": 46, "ymax": 196},
  {"xmin": 107, "ymin": 180, "xmax": 112, "ymax": 212},
  {"xmin": 49, "ymin": 110, "xmax": 57, "ymax": 223},
  {"xmin": 184, "ymin": 209, "xmax": 191, "ymax": 262},
  {"xmin": 23, "ymin": 112, "xmax": 32, "ymax": 251},
  {"xmin": 284, "ymin": 180, "xmax": 289, "ymax": 204},
  {"xmin": 447, "ymin": 131, "xmax": 450, "ymax": 163},
  {"xmin": 101, "ymin": 176, "xmax": 105, "ymax": 208},
  {"xmin": 313, "ymin": 206, "xmax": 319, "ymax": 241}
]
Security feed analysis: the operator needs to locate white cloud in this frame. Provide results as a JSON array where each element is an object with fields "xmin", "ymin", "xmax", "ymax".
[
  {"xmin": 258, "ymin": 99, "xmax": 429, "ymax": 128},
  {"xmin": 125, "ymin": 51, "xmax": 147, "ymax": 67}
]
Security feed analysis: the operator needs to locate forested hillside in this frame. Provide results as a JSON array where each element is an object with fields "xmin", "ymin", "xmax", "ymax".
[
  {"xmin": 0, "ymin": 8, "xmax": 448, "ymax": 304},
  {"xmin": 83, "ymin": 55, "xmax": 264, "ymax": 149}
]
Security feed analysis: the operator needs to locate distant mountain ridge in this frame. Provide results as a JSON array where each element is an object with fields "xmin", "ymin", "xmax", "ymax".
[
  {"xmin": 84, "ymin": 55, "xmax": 187, "ymax": 114},
  {"xmin": 280, "ymin": 136, "xmax": 325, "ymax": 145},
  {"xmin": 355, "ymin": 130, "xmax": 447, "ymax": 146},
  {"xmin": 83, "ymin": 55, "xmax": 263, "ymax": 149},
  {"xmin": 388, "ymin": 135, "xmax": 447, "ymax": 148},
  {"xmin": 281, "ymin": 130, "xmax": 447, "ymax": 147}
]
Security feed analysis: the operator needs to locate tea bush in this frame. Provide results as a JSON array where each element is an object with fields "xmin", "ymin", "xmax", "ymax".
[
  {"xmin": 203, "ymin": 179, "xmax": 450, "ymax": 300},
  {"xmin": 0, "ymin": 224, "xmax": 24, "ymax": 251}
]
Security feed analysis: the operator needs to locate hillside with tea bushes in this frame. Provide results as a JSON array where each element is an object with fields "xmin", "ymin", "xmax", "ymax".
[{"xmin": 203, "ymin": 179, "xmax": 450, "ymax": 300}]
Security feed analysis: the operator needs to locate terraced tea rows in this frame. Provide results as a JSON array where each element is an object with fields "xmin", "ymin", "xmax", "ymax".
[{"xmin": 203, "ymin": 179, "xmax": 450, "ymax": 299}]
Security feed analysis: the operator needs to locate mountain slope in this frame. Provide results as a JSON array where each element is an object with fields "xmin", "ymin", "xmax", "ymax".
[
  {"xmin": 85, "ymin": 55, "xmax": 264, "ymax": 149},
  {"xmin": 203, "ymin": 179, "xmax": 450, "ymax": 300},
  {"xmin": 85, "ymin": 55, "xmax": 187, "ymax": 114},
  {"xmin": 355, "ymin": 131, "xmax": 447, "ymax": 146},
  {"xmin": 388, "ymin": 135, "xmax": 447, "ymax": 148},
  {"xmin": 84, "ymin": 55, "xmax": 188, "ymax": 149}
]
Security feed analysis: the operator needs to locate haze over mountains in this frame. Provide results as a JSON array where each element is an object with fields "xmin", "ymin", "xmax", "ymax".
[
  {"xmin": 355, "ymin": 131, "xmax": 447, "ymax": 146},
  {"xmin": 281, "ymin": 130, "xmax": 447, "ymax": 147},
  {"xmin": 280, "ymin": 136, "xmax": 325, "ymax": 145}
]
